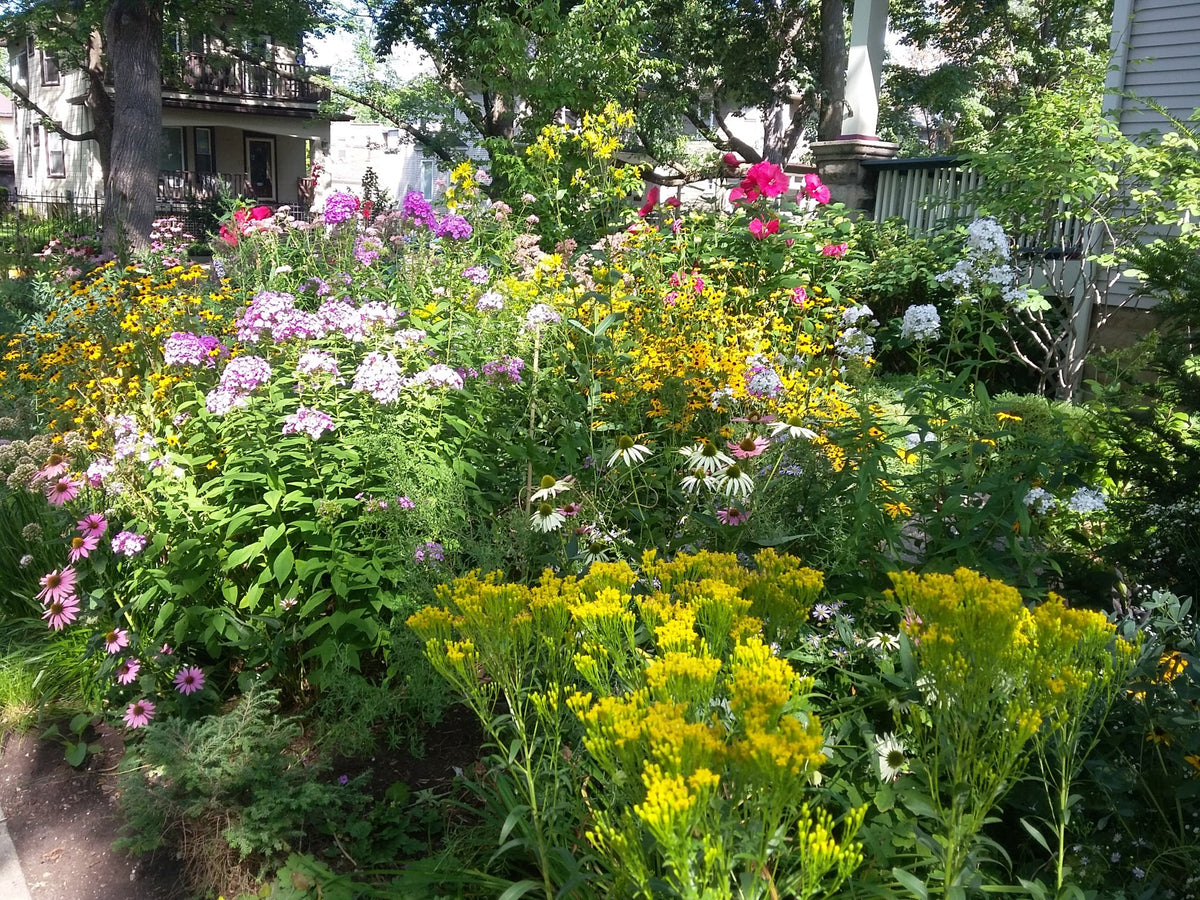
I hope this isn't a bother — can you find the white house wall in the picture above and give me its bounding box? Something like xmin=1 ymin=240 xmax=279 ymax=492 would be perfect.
xmin=12 ymin=68 xmax=104 ymax=201
xmin=326 ymin=120 xmax=447 ymax=204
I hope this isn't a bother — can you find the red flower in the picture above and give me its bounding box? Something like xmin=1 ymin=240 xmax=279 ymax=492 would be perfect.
xmin=664 ymin=196 xmax=681 ymax=208
xmin=802 ymin=173 xmax=831 ymax=204
xmin=362 ymin=200 xmax=374 ymax=220
xmin=637 ymin=185 xmax=661 ymax=218
xmin=722 ymin=152 xmax=741 ymax=168
xmin=748 ymin=218 xmax=780 ymax=239
xmin=822 ymin=242 xmax=849 ymax=258
xmin=746 ymin=160 xmax=790 ymax=199
xmin=218 ymin=225 xmax=238 ymax=247
xmin=249 ymin=205 xmax=273 ymax=220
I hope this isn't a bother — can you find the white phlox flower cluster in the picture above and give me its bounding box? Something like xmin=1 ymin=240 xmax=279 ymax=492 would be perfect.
xmin=901 ymin=304 xmax=941 ymax=342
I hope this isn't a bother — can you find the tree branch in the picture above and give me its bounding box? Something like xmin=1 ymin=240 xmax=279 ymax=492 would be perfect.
xmin=0 ymin=72 xmax=99 ymax=142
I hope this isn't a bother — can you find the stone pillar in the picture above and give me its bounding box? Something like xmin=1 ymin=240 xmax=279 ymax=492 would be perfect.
xmin=811 ymin=138 xmax=899 ymax=214
xmin=842 ymin=0 xmax=889 ymax=139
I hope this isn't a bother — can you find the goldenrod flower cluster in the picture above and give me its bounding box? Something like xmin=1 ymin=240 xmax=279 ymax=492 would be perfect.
xmin=408 ymin=548 xmax=860 ymax=898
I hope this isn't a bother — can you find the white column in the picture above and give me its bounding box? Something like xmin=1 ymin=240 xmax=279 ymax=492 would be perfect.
xmin=841 ymin=0 xmax=889 ymax=139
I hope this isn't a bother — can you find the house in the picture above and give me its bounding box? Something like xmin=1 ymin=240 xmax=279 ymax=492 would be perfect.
xmin=0 ymin=94 xmax=15 ymax=197
xmin=7 ymin=31 xmax=334 ymax=214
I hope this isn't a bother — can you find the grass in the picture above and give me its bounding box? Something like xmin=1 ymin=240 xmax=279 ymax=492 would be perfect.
xmin=0 ymin=622 xmax=104 ymax=733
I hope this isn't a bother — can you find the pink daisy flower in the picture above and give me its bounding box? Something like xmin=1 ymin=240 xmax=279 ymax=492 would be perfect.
xmin=115 ymin=658 xmax=141 ymax=685
xmin=36 ymin=567 xmax=78 ymax=605
xmin=174 ymin=666 xmax=206 ymax=695
xmin=39 ymin=455 xmax=70 ymax=481
xmin=558 ymin=503 xmax=582 ymax=517
xmin=103 ymin=628 xmax=130 ymax=654
xmin=716 ymin=507 xmax=750 ymax=526
xmin=123 ymin=699 xmax=156 ymax=728
xmin=43 ymin=595 xmax=81 ymax=631
xmin=77 ymin=513 xmax=109 ymax=539
xmin=728 ymin=434 xmax=770 ymax=459
xmin=68 ymin=533 xmax=100 ymax=562
xmin=45 ymin=477 xmax=81 ymax=506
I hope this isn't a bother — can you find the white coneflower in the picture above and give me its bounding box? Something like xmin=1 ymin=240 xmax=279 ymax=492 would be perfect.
xmin=866 ymin=631 xmax=900 ymax=652
xmin=875 ymin=733 xmax=910 ymax=783
xmin=530 ymin=474 xmax=575 ymax=502
xmin=608 ymin=435 xmax=651 ymax=468
xmin=531 ymin=502 xmax=566 ymax=533
xmin=679 ymin=468 xmax=719 ymax=494
xmin=768 ymin=415 xmax=818 ymax=440
xmin=718 ymin=463 xmax=755 ymax=499
xmin=679 ymin=440 xmax=734 ymax=474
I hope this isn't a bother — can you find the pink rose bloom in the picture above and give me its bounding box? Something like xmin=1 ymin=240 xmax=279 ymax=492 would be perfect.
xmin=822 ymin=242 xmax=849 ymax=258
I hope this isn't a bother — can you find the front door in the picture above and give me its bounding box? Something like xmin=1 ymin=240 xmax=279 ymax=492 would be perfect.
xmin=246 ymin=137 xmax=276 ymax=201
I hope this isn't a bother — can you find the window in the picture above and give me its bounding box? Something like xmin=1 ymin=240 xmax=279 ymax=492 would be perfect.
xmin=15 ymin=51 xmax=28 ymax=88
xmin=161 ymin=127 xmax=185 ymax=172
xmin=193 ymin=128 xmax=214 ymax=174
xmin=32 ymin=124 xmax=39 ymax=147
xmin=41 ymin=51 xmax=60 ymax=85
xmin=24 ymin=124 xmax=34 ymax=177
xmin=46 ymin=132 xmax=66 ymax=178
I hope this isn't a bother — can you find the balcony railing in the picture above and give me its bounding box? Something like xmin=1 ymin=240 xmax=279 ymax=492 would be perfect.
xmin=158 ymin=171 xmax=250 ymax=204
xmin=162 ymin=54 xmax=331 ymax=103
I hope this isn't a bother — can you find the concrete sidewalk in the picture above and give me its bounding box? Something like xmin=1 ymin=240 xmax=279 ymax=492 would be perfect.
xmin=0 ymin=800 xmax=33 ymax=900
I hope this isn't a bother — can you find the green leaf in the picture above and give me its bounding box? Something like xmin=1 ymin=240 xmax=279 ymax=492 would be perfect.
xmin=1019 ymin=816 xmax=1052 ymax=854
xmin=64 ymin=741 xmax=88 ymax=767
xmin=225 ymin=542 xmax=265 ymax=569
xmin=273 ymin=544 xmax=295 ymax=586
xmin=154 ymin=600 xmax=176 ymax=633
xmin=892 ymin=867 xmax=928 ymax=899
xmin=497 ymin=880 xmax=541 ymax=900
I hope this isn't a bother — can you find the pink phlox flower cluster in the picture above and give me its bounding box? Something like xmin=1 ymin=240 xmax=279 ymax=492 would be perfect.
xmin=401 ymin=191 xmax=437 ymax=230
xmin=405 ymin=364 xmax=465 ymax=391
xmin=476 ymin=291 xmax=504 ymax=312
xmin=359 ymin=301 xmax=399 ymax=330
xmin=111 ymin=531 xmax=149 ymax=558
xmin=394 ymin=328 xmax=427 ymax=349
xmin=162 ymin=331 xmax=229 ymax=368
xmin=282 ymin=407 xmax=336 ymax=440
xmin=317 ymin=299 xmax=366 ymax=342
xmin=219 ymin=355 xmax=273 ymax=395
xmin=414 ymin=540 xmax=444 ymax=564
xmin=729 ymin=161 xmax=789 ymax=203
xmin=322 ymin=191 xmax=362 ymax=226
xmin=354 ymin=234 xmax=383 ymax=267
xmin=482 ymin=355 xmax=525 ymax=386
xmin=524 ymin=303 xmax=562 ymax=331
xmin=352 ymin=351 xmax=404 ymax=404
xmin=462 ymin=266 xmax=490 ymax=285
xmin=435 ymin=214 xmax=472 ymax=241
xmin=294 ymin=349 xmax=344 ymax=392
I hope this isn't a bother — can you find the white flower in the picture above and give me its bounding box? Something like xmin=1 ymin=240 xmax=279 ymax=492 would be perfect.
xmin=842 ymin=304 xmax=876 ymax=327
xmin=679 ymin=470 xmax=719 ymax=494
xmin=900 ymin=304 xmax=941 ymax=342
xmin=905 ymin=432 xmax=937 ymax=451
xmin=1024 ymin=487 xmax=1057 ymax=514
xmin=966 ymin=217 xmax=1010 ymax=258
xmin=1068 ymin=486 xmax=1107 ymax=514
xmin=530 ymin=474 xmax=575 ymax=502
xmin=835 ymin=327 xmax=875 ymax=359
xmin=866 ymin=632 xmax=900 ymax=652
xmin=768 ymin=416 xmax=818 ymax=440
xmin=531 ymin=503 xmax=566 ymax=532
xmin=524 ymin=303 xmax=562 ymax=331
xmin=608 ymin=436 xmax=651 ymax=468
xmin=875 ymin=733 xmax=910 ymax=783
xmin=679 ymin=441 xmax=734 ymax=474
xmin=935 ymin=259 xmax=973 ymax=289
xmin=718 ymin=463 xmax=755 ymax=499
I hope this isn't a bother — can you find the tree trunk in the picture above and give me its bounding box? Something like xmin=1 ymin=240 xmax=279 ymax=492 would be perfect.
xmin=102 ymin=0 xmax=162 ymax=253
xmin=818 ymin=0 xmax=847 ymax=141
xmin=84 ymin=31 xmax=114 ymax=187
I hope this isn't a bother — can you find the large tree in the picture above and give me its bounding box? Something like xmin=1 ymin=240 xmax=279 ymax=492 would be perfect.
xmin=0 ymin=0 xmax=335 ymax=248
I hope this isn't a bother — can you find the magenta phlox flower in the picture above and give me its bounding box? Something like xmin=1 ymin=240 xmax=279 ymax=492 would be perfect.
xmin=282 ymin=407 xmax=337 ymax=440
xmin=37 ymin=567 xmax=78 ymax=604
xmin=43 ymin=595 xmax=81 ymax=630
xmin=162 ymin=331 xmax=229 ymax=368
xmin=405 ymin=364 xmax=465 ymax=391
xmin=414 ymin=541 xmax=444 ymax=564
xmin=822 ymin=242 xmax=849 ymax=258
xmin=323 ymin=191 xmax=362 ymax=226
xmin=115 ymin=657 xmax=141 ymax=685
xmin=435 ymin=214 xmax=472 ymax=240
xmin=77 ymin=512 xmax=109 ymax=539
xmin=401 ymin=191 xmax=437 ymax=230
xmin=482 ymin=355 xmax=525 ymax=386
xmin=123 ymin=698 xmax=156 ymax=728
xmin=45 ymin=477 xmax=81 ymax=506
xmin=801 ymin=173 xmax=832 ymax=205
xmin=112 ymin=531 xmax=149 ymax=558
xmin=173 ymin=666 xmax=206 ymax=695
xmin=352 ymin=351 xmax=404 ymax=404
xmin=68 ymin=532 xmax=100 ymax=562
xmin=104 ymin=628 xmax=130 ymax=654
xmin=84 ymin=458 xmax=114 ymax=488
xmin=354 ymin=234 xmax=383 ymax=267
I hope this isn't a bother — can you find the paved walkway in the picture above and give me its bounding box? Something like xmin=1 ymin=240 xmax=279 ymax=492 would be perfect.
xmin=0 ymin=800 xmax=34 ymax=900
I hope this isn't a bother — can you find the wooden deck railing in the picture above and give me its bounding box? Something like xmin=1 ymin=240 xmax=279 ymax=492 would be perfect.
xmin=158 ymin=171 xmax=250 ymax=204
xmin=157 ymin=55 xmax=331 ymax=103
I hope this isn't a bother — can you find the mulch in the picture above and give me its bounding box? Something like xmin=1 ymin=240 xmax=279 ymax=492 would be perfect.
xmin=0 ymin=723 xmax=186 ymax=900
